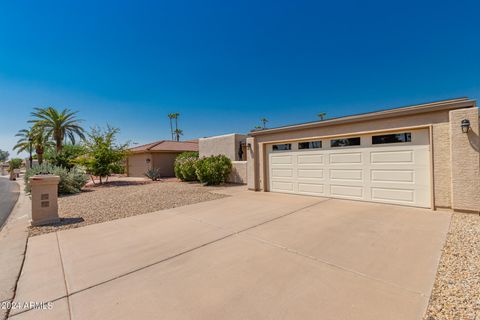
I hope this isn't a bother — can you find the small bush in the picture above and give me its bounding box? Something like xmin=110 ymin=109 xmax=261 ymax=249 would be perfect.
xmin=174 ymin=151 xmax=199 ymax=181
xmin=8 ymin=158 xmax=22 ymax=171
xmin=194 ymin=155 xmax=232 ymax=185
xmin=45 ymin=144 xmax=86 ymax=170
xmin=145 ymin=168 xmax=161 ymax=181
xmin=110 ymin=162 xmax=126 ymax=174
xmin=24 ymin=163 xmax=89 ymax=195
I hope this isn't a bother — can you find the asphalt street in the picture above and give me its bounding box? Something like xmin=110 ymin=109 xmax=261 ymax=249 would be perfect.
xmin=0 ymin=177 xmax=19 ymax=230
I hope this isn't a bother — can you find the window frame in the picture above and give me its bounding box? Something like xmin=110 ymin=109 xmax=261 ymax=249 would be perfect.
xmin=298 ymin=141 xmax=322 ymax=150
xmin=372 ymin=132 xmax=412 ymax=145
xmin=272 ymin=143 xmax=292 ymax=152
xmin=330 ymin=137 xmax=361 ymax=148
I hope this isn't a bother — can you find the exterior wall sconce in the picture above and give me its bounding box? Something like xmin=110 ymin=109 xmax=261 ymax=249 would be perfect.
xmin=247 ymin=143 xmax=252 ymax=150
xmin=146 ymin=158 xmax=151 ymax=164
xmin=461 ymin=119 xmax=471 ymax=133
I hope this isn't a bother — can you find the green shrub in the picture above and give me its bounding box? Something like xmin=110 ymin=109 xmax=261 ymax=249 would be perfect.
xmin=174 ymin=151 xmax=199 ymax=181
xmin=194 ymin=155 xmax=232 ymax=185
xmin=8 ymin=158 xmax=22 ymax=171
xmin=74 ymin=126 xmax=129 ymax=185
xmin=24 ymin=163 xmax=89 ymax=195
xmin=45 ymin=144 xmax=86 ymax=169
xmin=145 ymin=168 xmax=161 ymax=181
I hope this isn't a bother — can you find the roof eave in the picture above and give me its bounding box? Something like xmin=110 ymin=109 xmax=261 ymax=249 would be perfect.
xmin=250 ymin=98 xmax=476 ymax=136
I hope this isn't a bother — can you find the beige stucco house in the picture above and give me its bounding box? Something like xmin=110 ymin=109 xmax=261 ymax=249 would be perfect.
xmin=127 ymin=140 xmax=198 ymax=177
xmin=246 ymin=98 xmax=480 ymax=213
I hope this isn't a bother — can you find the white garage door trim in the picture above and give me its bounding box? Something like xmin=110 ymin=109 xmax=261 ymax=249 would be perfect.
xmin=267 ymin=130 xmax=432 ymax=208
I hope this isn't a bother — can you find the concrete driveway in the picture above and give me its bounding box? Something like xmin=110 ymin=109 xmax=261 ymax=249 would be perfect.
xmin=9 ymin=190 xmax=451 ymax=320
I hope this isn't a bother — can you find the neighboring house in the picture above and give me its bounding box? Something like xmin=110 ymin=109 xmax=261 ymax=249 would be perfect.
xmin=245 ymin=98 xmax=480 ymax=213
xmin=199 ymin=133 xmax=247 ymax=184
xmin=127 ymin=140 xmax=198 ymax=177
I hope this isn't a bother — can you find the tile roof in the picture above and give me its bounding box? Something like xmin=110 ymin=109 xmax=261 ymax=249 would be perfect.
xmin=129 ymin=140 xmax=198 ymax=153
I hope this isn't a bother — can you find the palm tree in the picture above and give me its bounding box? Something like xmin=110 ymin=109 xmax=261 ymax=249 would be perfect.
xmin=253 ymin=125 xmax=263 ymax=130
xmin=14 ymin=127 xmax=52 ymax=165
xmin=317 ymin=112 xmax=327 ymax=120
xmin=29 ymin=107 xmax=85 ymax=152
xmin=13 ymin=129 xmax=34 ymax=167
xmin=168 ymin=113 xmax=181 ymax=141
xmin=174 ymin=128 xmax=183 ymax=141
xmin=173 ymin=112 xmax=180 ymax=136
xmin=260 ymin=117 xmax=269 ymax=129
xmin=174 ymin=113 xmax=180 ymax=127
xmin=168 ymin=113 xmax=176 ymax=140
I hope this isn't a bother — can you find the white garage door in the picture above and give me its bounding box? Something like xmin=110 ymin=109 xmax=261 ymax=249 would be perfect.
xmin=267 ymin=130 xmax=431 ymax=208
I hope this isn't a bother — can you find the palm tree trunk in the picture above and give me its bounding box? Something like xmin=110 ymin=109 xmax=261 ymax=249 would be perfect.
xmin=56 ymin=137 xmax=62 ymax=152
xmin=169 ymin=118 xmax=173 ymax=140
xmin=175 ymin=117 xmax=178 ymax=141
xmin=37 ymin=151 xmax=44 ymax=165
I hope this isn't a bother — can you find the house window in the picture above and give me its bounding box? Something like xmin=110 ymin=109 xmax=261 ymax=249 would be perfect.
xmin=299 ymin=141 xmax=322 ymax=149
xmin=372 ymin=132 xmax=412 ymax=144
xmin=272 ymin=143 xmax=292 ymax=151
xmin=330 ymin=137 xmax=361 ymax=147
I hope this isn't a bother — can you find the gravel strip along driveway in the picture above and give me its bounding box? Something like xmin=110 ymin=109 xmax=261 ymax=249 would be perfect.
xmin=29 ymin=181 xmax=228 ymax=237
xmin=424 ymin=211 xmax=480 ymax=320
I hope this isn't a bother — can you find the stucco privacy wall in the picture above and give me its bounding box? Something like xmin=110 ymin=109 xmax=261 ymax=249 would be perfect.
xmin=127 ymin=153 xmax=152 ymax=177
xmin=450 ymin=108 xmax=480 ymax=212
xmin=228 ymin=161 xmax=247 ymax=184
xmin=199 ymin=134 xmax=246 ymax=161
xmin=246 ymin=137 xmax=259 ymax=190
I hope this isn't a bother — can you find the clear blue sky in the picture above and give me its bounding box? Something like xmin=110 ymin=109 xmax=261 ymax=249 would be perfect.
xmin=1 ymin=0 xmax=479 ymax=156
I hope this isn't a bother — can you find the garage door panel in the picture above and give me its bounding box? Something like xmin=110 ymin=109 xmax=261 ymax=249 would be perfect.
xmin=329 ymin=152 xmax=362 ymax=164
xmin=414 ymin=149 xmax=431 ymax=163
xmin=271 ymin=168 xmax=293 ymax=178
xmin=298 ymin=183 xmax=325 ymax=195
xmin=330 ymin=169 xmax=363 ymax=181
xmin=297 ymin=169 xmax=324 ymax=179
xmin=371 ymin=187 xmax=415 ymax=203
xmin=330 ymin=185 xmax=363 ymax=199
xmin=370 ymin=150 xmax=414 ymax=164
xmin=297 ymin=154 xmax=324 ymax=165
xmin=270 ymin=155 xmax=293 ymax=164
xmin=371 ymin=170 xmax=415 ymax=183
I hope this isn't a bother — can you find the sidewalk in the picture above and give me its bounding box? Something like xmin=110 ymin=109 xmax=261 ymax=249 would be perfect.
xmin=0 ymin=177 xmax=30 ymax=320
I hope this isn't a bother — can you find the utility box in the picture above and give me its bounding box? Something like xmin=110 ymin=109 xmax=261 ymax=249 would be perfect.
xmin=29 ymin=175 xmax=61 ymax=226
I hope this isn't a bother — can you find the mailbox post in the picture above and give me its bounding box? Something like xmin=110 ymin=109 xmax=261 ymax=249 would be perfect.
xmin=29 ymin=175 xmax=61 ymax=226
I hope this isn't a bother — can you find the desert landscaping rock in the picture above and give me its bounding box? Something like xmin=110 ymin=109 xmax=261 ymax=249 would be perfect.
xmin=29 ymin=180 xmax=228 ymax=237
xmin=424 ymin=211 xmax=480 ymax=320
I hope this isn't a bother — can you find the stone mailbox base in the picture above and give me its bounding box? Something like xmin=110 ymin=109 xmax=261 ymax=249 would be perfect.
xmin=29 ymin=175 xmax=61 ymax=226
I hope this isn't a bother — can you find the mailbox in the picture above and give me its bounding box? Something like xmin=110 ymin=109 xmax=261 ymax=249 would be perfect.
xmin=29 ymin=175 xmax=61 ymax=226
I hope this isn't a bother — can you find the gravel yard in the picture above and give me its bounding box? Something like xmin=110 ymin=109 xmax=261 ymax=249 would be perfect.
xmin=29 ymin=180 xmax=229 ymax=237
xmin=424 ymin=211 xmax=480 ymax=320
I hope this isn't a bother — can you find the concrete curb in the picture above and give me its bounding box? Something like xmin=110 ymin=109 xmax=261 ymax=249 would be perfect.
xmin=0 ymin=177 xmax=30 ymax=320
